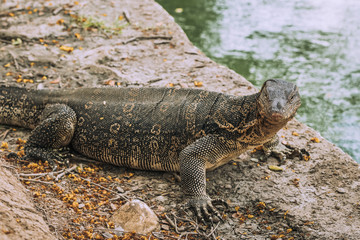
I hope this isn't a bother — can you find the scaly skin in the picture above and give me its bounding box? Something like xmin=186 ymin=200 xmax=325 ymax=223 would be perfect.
xmin=0 ymin=79 xmax=301 ymax=222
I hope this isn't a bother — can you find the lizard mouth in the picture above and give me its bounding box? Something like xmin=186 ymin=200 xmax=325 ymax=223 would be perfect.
xmin=270 ymin=112 xmax=285 ymax=121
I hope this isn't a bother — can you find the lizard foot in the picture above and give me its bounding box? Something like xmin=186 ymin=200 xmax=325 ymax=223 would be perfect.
xmin=282 ymin=143 xmax=310 ymax=160
xmin=24 ymin=145 xmax=72 ymax=171
xmin=258 ymin=143 xmax=310 ymax=163
xmin=187 ymin=196 xmax=228 ymax=224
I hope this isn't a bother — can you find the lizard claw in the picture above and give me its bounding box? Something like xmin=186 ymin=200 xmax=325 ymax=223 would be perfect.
xmin=187 ymin=196 xmax=227 ymax=224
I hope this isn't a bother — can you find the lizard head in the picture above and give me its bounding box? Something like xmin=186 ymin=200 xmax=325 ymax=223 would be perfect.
xmin=257 ymin=79 xmax=301 ymax=123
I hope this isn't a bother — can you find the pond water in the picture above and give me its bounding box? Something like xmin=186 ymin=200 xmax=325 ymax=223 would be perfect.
xmin=157 ymin=0 xmax=360 ymax=162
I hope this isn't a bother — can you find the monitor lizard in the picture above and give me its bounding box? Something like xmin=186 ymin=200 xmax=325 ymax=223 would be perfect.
xmin=0 ymin=79 xmax=301 ymax=222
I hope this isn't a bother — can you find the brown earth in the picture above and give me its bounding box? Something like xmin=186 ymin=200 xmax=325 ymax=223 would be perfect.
xmin=0 ymin=0 xmax=359 ymax=239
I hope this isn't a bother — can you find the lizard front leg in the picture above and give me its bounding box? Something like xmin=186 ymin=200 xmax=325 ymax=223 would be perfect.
xmin=24 ymin=104 xmax=77 ymax=170
xmin=179 ymin=135 xmax=235 ymax=223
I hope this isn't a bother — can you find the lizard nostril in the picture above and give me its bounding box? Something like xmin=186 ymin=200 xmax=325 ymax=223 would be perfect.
xmin=272 ymin=100 xmax=285 ymax=113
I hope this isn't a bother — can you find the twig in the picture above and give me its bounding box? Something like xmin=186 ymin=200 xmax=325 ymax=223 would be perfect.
xmin=17 ymin=170 xmax=61 ymax=177
xmin=206 ymin=222 xmax=220 ymax=239
xmin=165 ymin=214 xmax=179 ymax=234
xmin=0 ymin=129 xmax=11 ymax=140
xmin=148 ymin=78 xmax=163 ymax=84
xmin=54 ymin=165 xmax=77 ymax=181
xmin=123 ymin=36 xmax=172 ymax=45
xmin=18 ymin=178 xmax=53 ymax=184
xmin=122 ymin=10 xmax=131 ymax=24
xmin=52 ymin=7 xmax=63 ymax=15
xmin=9 ymin=50 xmax=19 ymax=71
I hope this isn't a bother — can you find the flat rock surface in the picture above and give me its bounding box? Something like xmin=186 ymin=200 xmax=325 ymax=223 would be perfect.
xmin=0 ymin=0 xmax=359 ymax=239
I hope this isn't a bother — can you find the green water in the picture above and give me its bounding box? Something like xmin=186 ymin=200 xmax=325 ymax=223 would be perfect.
xmin=156 ymin=0 xmax=360 ymax=162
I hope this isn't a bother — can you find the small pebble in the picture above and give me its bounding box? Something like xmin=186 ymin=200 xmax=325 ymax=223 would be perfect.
xmin=116 ymin=186 xmax=125 ymax=193
xmin=336 ymin=188 xmax=346 ymax=194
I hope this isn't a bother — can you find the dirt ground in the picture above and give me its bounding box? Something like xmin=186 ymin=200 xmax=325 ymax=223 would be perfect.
xmin=0 ymin=0 xmax=360 ymax=239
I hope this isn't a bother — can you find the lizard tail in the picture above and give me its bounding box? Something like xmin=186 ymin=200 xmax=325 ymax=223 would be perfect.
xmin=0 ymin=85 xmax=46 ymax=129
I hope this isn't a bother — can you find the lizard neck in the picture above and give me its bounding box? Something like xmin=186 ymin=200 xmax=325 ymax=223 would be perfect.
xmin=207 ymin=92 xmax=260 ymax=136
xmin=207 ymin=92 xmax=291 ymax=146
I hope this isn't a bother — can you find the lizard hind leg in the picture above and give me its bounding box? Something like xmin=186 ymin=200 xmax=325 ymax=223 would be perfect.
xmin=24 ymin=104 xmax=77 ymax=170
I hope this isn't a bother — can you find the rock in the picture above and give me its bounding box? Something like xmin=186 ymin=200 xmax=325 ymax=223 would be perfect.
xmin=116 ymin=186 xmax=125 ymax=193
xmin=110 ymin=199 xmax=160 ymax=234
xmin=336 ymin=188 xmax=346 ymax=194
